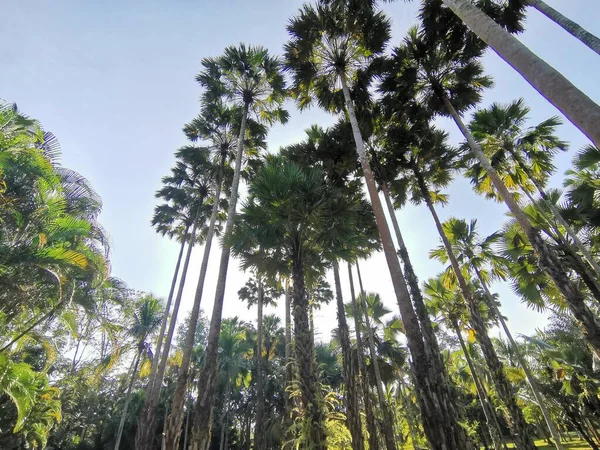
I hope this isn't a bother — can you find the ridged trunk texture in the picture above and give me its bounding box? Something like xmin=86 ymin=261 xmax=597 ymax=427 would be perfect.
xmin=452 ymin=319 xmax=506 ymax=450
xmin=475 ymin=269 xmax=565 ymax=450
xmin=382 ymin=183 xmax=469 ymax=441
xmin=189 ymin=104 xmax=248 ymax=450
xmin=526 ymin=0 xmax=600 ymax=56
xmin=137 ymin=204 xmax=203 ymax=450
xmin=341 ymin=74 xmax=473 ymax=450
xmin=442 ymin=0 xmax=600 ymax=147
xmin=292 ymin=256 xmax=327 ymax=449
xmin=332 ymin=260 xmax=364 ymax=450
xmin=348 ymin=262 xmax=379 ymax=450
xmin=444 ymin=95 xmax=600 ymax=356
xmin=283 ymin=283 xmax=294 ymax=448
xmin=164 ymin=153 xmax=226 ymax=450
xmin=415 ymin=167 xmax=536 ymax=450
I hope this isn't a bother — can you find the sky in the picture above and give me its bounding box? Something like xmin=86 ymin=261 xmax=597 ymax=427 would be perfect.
xmin=2 ymin=0 xmax=600 ymax=345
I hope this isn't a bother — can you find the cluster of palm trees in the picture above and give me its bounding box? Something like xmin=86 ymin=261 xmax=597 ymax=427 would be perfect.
xmin=111 ymin=1 xmax=600 ymax=450
xmin=2 ymin=0 xmax=600 ymax=449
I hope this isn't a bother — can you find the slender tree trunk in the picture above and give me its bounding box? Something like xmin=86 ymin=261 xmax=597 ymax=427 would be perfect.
xmin=136 ymin=202 xmax=203 ymax=450
xmin=164 ymin=154 xmax=226 ymax=450
xmin=444 ymin=95 xmax=600 ymax=356
xmin=348 ymin=262 xmax=379 ymax=450
xmin=475 ymin=269 xmax=565 ymax=450
xmin=183 ymin=398 xmax=191 ymax=450
xmin=71 ymin=319 xmax=92 ymax=373
xmin=115 ymin=350 xmax=142 ymax=450
xmin=219 ymin=386 xmax=231 ymax=450
xmin=441 ymin=0 xmax=600 ymax=147
xmin=292 ymin=255 xmax=327 ymax=449
xmin=332 ymin=260 xmax=364 ymax=450
xmin=254 ymin=277 xmax=266 ymax=450
xmin=355 ymin=262 xmax=398 ymax=450
xmin=190 ymin=103 xmax=249 ymax=450
xmin=414 ymin=166 xmax=536 ymax=450
xmin=525 ymin=0 xmax=600 ymax=56
xmin=341 ymin=74 xmax=473 ymax=450
xmin=453 ymin=319 xmax=506 ymax=450
xmin=1 ymin=282 xmax=76 ymax=352
xmin=283 ymin=282 xmax=294 ymax=448
xmin=382 ymin=183 xmax=470 ymax=439
xmin=147 ymin=225 xmax=189 ymax=396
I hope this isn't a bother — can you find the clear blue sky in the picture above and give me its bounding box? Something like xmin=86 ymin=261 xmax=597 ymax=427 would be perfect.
xmin=2 ymin=0 xmax=599 ymax=342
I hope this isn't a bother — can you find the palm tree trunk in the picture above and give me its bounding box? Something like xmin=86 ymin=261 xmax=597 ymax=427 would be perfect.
xmin=164 ymin=154 xmax=226 ymax=450
xmin=443 ymin=94 xmax=600 ymax=356
xmin=414 ymin=166 xmax=536 ymax=450
xmin=190 ymin=103 xmax=248 ymax=450
xmin=115 ymin=350 xmax=141 ymax=450
xmin=341 ymin=74 xmax=473 ymax=450
xmin=220 ymin=385 xmax=231 ymax=450
xmin=146 ymin=225 xmax=189 ymax=396
xmin=348 ymin=262 xmax=379 ymax=450
xmin=254 ymin=277 xmax=266 ymax=450
xmin=355 ymin=262 xmax=398 ymax=450
xmin=525 ymin=0 xmax=600 ymax=56
xmin=136 ymin=202 xmax=203 ymax=450
xmin=183 ymin=397 xmax=191 ymax=450
xmin=452 ymin=318 xmax=506 ymax=450
xmin=441 ymin=0 xmax=600 ymax=147
xmin=283 ymin=282 xmax=294 ymax=448
xmin=382 ymin=183 xmax=469 ymax=436
xmin=332 ymin=259 xmax=364 ymax=450
xmin=291 ymin=254 xmax=327 ymax=449
xmin=474 ymin=268 xmax=565 ymax=450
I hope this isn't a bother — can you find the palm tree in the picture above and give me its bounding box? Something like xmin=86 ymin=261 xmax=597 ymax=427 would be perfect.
xmin=432 ymin=217 xmax=565 ymax=449
xmin=510 ymin=0 xmax=600 ymax=56
xmin=467 ymin=98 xmax=600 ymax=281
xmin=285 ymin=5 xmax=471 ymax=448
xmin=114 ymin=295 xmax=163 ymax=450
xmin=238 ymin=276 xmax=280 ymax=450
xmin=424 ymin=276 xmax=507 ymax=450
xmin=136 ymin=146 xmax=214 ymax=450
xmin=175 ymin=44 xmax=288 ymax=450
xmin=383 ymin=25 xmax=600 ymax=356
xmin=161 ymin=102 xmax=248 ymax=450
xmin=231 ymin=159 xmax=358 ymax=449
xmin=346 ymin=263 xmax=378 ymax=450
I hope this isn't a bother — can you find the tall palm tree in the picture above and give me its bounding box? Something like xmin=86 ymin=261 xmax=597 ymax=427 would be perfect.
xmin=467 ymin=98 xmax=600 ymax=281
xmin=510 ymin=0 xmax=600 ymax=56
xmin=424 ymin=277 xmax=507 ymax=450
xmin=135 ymin=146 xmax=214 ymax=450
xmin=238 ymin=276 xmax=280 ymax=450
xmin=382 ymin=25 xmax=600 ymax=356
xmin=231 ymin=159 xmax=358 ymax=449
xmin=114 ymin=295 xmax=163 ymax=450
xmin=161 ymin=102 xmax=256 ymax=450
xmin=285 ymin=5 xmax=471 ymax=448
xmin=181 ymin=44 xmax=288 ymax=450
xmin=431 ymin=218 xmax=565 ymax=449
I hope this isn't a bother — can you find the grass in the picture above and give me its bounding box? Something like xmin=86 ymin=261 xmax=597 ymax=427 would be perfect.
xmin=503 ymin=437 xmax=592 ymax=449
